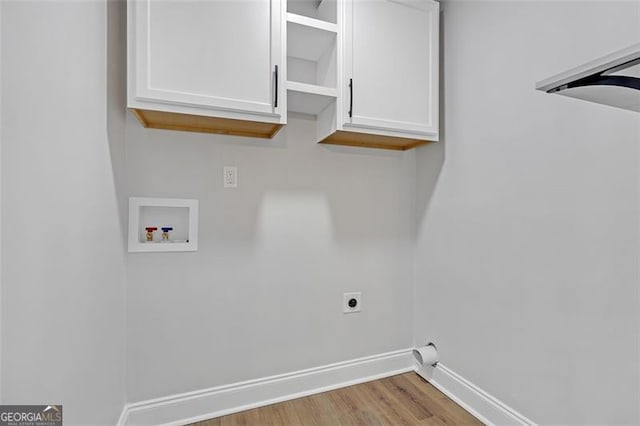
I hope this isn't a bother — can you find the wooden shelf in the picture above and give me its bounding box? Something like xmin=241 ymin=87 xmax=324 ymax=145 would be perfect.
xmin=287 ymin=81 xmax=337 ymax=115
xmin=131 ymin=109 xmax=283 ymax=139
xmin=320 ymin=131 xmax=432 ymax=151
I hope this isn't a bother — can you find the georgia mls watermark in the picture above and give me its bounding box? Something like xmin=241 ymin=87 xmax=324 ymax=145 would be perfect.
xmin=0 ymin=405 xmax=62 ymax=426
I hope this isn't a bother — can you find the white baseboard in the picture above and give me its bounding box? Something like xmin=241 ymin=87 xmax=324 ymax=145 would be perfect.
xmin=416 ymin=363 xmax=537 ymax=426
xmin=119 ymin=350 xmax=536 ymax=426
xmin=116 ymin=405 xmax=128 ymax=426
xmin=120 ymin=349 xmax=414 ymax=426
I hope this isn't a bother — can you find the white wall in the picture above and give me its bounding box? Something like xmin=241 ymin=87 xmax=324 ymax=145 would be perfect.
xmin=125 ymin=114 xmax=416 ymax=401
xmin=3 ymin=0 xmax=638 ymax=423
xmin=0 ymin=0 xmax=3 ymax=403
xmin=1 ymin=1 xmax=127 ymax=424
xmin=415 ymin=0 xmax=640 ymax=424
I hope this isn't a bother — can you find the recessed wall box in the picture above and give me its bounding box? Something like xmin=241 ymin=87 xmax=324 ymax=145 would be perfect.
xmin=128 ymin=197 xmax=198 ymax=253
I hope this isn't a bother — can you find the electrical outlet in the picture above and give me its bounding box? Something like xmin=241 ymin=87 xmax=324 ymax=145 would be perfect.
xmin=343 ymin=292 xmax=361 ymax=314
xmin=223 ymin=166 xmax=238 ymax=188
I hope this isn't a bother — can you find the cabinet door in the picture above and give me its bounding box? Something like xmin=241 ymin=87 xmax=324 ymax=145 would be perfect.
xmin=130 ymin=0 xmax=283 ymax=119
xmin=343 ymin=0 xmax=439 ymax=137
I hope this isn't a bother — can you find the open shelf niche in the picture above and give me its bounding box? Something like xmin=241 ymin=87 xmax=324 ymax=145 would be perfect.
xmin=287 ymin=0 xmax=336 ymax=24
xmin=286 ymin=0 xmax=338 ymax=116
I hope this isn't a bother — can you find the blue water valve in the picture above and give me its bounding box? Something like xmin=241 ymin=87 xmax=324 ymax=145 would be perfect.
xmin=161 ymin=227 xmax=173 ymax=241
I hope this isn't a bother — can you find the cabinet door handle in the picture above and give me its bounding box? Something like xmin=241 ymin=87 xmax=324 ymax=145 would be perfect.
xmin=348 ymin=78 xmax=353 ymax=118
xmin=274 ymin=65 xmax=279 ymax=108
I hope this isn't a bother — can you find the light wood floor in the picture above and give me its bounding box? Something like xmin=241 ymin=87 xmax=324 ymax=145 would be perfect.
xmin=191 ymin=372 xmax=483 ymax=425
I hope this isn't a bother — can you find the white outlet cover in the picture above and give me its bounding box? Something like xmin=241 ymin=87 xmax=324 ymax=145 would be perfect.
xmin=223 ymin=166 xmax=238 ymax=188
xmin=343 ymin=292 xmax=361 ymax=313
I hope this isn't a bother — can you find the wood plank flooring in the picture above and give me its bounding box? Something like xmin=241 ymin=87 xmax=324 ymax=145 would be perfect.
xmin=191 ymin=372 xmax=483 ymax=425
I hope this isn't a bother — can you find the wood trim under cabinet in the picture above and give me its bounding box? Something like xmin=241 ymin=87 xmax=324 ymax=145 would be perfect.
xmin=320 ymin=130 xmax=432 ymax=151
xmin=130 ymin=109 xmax=283 ymax=139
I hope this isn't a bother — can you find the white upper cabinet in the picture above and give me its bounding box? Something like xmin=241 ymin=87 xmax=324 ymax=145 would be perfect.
xmin=128 ymin=0 xmax=285 ymax=138
xmin=315 ymin=0 xmax=440 ymax=150
xmin=127 ymin=0 xmax=439 ymax=148
xmin=343 ymin=0 xmax=439 ymax=139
